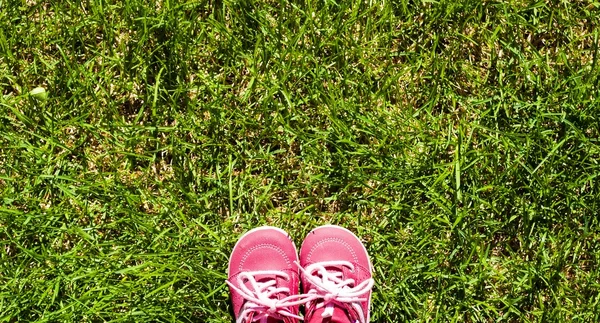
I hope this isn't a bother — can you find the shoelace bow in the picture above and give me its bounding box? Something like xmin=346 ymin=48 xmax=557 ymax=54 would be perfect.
xmin=297 ymin=261 xmax=374 ymax=323
xmin=227 ymin=270 xmax=315 ymax=323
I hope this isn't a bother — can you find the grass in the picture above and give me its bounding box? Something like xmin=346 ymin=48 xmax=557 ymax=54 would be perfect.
xmin=1 ymin=0 xmax=599 ymax=321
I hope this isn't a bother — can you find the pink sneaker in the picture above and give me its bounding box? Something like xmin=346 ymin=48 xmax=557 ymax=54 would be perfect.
xmin=299 ymin=225 xmax=374 ymax=323
xmin=227 ymin=226 xmax=309 ymax=323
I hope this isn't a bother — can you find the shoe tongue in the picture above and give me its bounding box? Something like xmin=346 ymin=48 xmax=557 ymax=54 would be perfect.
xmin=311 ymin=306 xmax=352 ymax=323
xmin=308 ymin=266 xmax=355 ymax=323
xmin=265 ymin=318 xmax=284 ymax=323
xmin=324 ymin=264 xmax=345 ymax=273
xmin=243 ymin=275 xmax=288 ymax=323
xmin=322 ymin=265 xmax=353 ymax=282
xmin=252 ymin=274 xmax=277 ymax=283
xmin=246 ymin=314 xmax=284 ymax=323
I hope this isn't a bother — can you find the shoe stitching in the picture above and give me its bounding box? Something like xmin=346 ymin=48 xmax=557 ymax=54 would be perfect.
xmin=239 ymin=243 xmax=291 ymax=271
xmin=306 ymin=237 xmax=358 ymax=263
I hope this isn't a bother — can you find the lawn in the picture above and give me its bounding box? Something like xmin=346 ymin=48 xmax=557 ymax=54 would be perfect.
xmin=1 ymin=0 xmax=599 ymax=321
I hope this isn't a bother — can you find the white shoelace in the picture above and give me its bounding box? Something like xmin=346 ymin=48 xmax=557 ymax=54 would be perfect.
xmin=227 ymin=270 xmax=314 ymax=323
xmin=298 ymin=261 xmax=374 ymax=323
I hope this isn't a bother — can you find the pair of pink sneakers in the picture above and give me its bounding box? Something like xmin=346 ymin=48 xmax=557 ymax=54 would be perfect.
xmin=227 ymin=225 xmax=374 ymax=323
